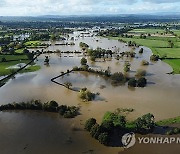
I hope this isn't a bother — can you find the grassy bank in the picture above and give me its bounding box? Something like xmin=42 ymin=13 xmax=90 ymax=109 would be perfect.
xmin=156 ymin=116 xmax=180 ymax=126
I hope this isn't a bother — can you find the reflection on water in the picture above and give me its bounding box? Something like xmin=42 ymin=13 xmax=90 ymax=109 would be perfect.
xmin=0 ymin=31 xmax=180 ymax=154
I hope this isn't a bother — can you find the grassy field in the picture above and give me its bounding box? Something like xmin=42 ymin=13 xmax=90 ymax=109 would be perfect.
xmin=0 ymin=60 xmax=29 ymax=76
xmin=24 ymin=41 xmax=42 ymax=47
xmin=153 ymin=48 xmax=180 ymax=58
xmin=156 ymin=116 xmax=180 ymax=126
xmin=129 ymin=28 xmax=166 ymax=34
xmin=163 ymin=59 xmax=180 ymax=74
xmin=15 ymin=48 xmax=24 ymax=54
xmin=0 ymin=54 xmax=40 ymax=76
xmin=0 ymin=54 xmax=28 ymax=61
xmin=108 ymin=29 xmax=180 ymax=74
xmin=0 ymin=60 xmax=41 ymax=76
xmin=19 ymin=65 xmax=41 ymax=74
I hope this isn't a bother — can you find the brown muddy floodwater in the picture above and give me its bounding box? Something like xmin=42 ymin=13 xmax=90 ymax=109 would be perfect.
xmin=0 ymin=30 xmax=180 ymax=154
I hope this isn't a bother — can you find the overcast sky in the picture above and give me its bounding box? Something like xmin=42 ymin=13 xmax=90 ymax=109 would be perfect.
xmin=0 ymin=0 xmax=179 ymax=16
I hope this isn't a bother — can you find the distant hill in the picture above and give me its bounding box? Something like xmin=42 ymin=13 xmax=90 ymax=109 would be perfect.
xmin=0 ymin=14 xmax=180 ymax=23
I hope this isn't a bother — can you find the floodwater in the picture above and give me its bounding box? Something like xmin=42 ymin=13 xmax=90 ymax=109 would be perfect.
xmin=0 ymin=30 xmax=180 ymax=154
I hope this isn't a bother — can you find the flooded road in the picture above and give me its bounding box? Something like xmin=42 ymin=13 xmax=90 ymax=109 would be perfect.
xmin=0 ymin=31 xmax=180 ymax=154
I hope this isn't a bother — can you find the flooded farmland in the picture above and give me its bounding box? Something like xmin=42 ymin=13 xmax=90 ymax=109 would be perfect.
xmin=0 ymin=31 xmax=180 ymax=154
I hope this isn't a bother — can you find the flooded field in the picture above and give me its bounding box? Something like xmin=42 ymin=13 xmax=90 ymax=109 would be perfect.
xmin=0 ymin=31 xmax=180 ymax=154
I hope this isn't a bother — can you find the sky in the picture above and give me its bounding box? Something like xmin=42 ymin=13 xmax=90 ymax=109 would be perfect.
xmin=0 ymin=0 xmax=180 ymax=16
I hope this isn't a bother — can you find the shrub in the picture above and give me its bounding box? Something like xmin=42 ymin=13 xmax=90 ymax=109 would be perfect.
xmin=150 ymin=55 xmax=159 ymax=61
xmin=137 ymin=77 xmax=147 ymax=87
xmin=141 ymin=60 xmax=149 ymax=66
xmin=135 ymin=113 xmax=155 ymax=133
xmin=79 ymin=88 xmax=95 ymax=101
xmin=85 ymin=118 xmax=97 ymax=131
xmin=136 ymin=69 xmax=147 ymax=77
xmin=102 ymin=112 xmax=126 ymax=128
xmin=111 ymin=72 xmax=125 ymax=83
xmin=128 ymin=78 xmax=137 ymax=87
xmin=139 ymin=48 xmax=144 ymax=54
xmin=101 ymin=120 xmax=114 ymax=132
xmin=90 ymin=123 xmax=101 ymax=139
xmin=81 ymin=57 xmax=87 ymax=65
xmin=98 ymin=132 xmax=109 ymax=145
xmin=1 ymin=57 xmax=7 ymax=62
xmin=166 ymin=128 xmax=180 ymax=135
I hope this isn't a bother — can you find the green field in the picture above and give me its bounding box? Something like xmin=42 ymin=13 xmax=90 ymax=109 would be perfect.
xmin=15 ymin=48 xmax=24 ymax=54
xmin=24 ymin=41 xmax=42 ymax=47
xmin=109 ymin=30 xmax=180 ymax=74
xmin=153 ymin=48 xmax=180 ymax=58
xmin=156 ymin=116 xmax=180 ymax=126
xmin=163 ymin=59 xmax=180 ymax=74
xmin=0 ymin=60 xmax=40 ymax=76
xmin=129 ymin=28 xmax=166 ymax=34
xmin=0 ymin=60 xmax=29 ymax=76
xmin=0 ymin=54 xmax=28 ymax=61
xmin=0 ymin=54 xmax=40 ymax=76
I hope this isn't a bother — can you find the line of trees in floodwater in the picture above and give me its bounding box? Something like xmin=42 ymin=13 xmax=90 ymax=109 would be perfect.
xmin=0 ymin=100 xmax=79 ymax=118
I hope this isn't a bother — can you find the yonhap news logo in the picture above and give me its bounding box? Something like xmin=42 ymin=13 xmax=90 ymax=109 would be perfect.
xmin=121 ymin=132 xmax=180 ymax=149
xmin=121 ymin=132 xmax=136 ymax=148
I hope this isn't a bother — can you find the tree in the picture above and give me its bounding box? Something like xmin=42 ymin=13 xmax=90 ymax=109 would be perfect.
xmin=135 ymin=113 xmax=155 ymax=133
xmin=150 ymin=55 xmax=159 ymax=61
xmin=81 ymin=57 xmax=87 ymax=65
xmin=139 ymin=48 xmax=144 ymax=54
xmin=135 ymin=69 xmax=146 ymax=77
xmin=79 ymin=88 xmax=95 ymax=101
xmin=111 ymin=72 xmax=125 ymax=83
xmin=64 ymin=82 xmax=72 ymax=89
xmin=124 ymin=62 xmax=131 ymax=72
xmin=101 ymin=120 xmax=114 ymax=132
xmin=168 ymin=40 xmax=174 ymax=48
xmin=128 ymin=78 xmax=137 ymax=87
xmin=141 ymin=60 xmax=149 ymax=66
xmin=102 ymin=112 xmax=126 ymax=128
xmin=85 ymin=118 xmax=97 ymax=131
xmin=98 ymin=132 xmax=109 ymax=145
xmin=49 ymin=100 xmax=59 ymax=108
xmin=90 ymin=123 xmax=101 ymax=139
xmin=137 ymin=77 xmax=147 ymax=87
xmin=1 ymin=57 xmax=7 ymax=62
xmin=26 ymin=52 xmax=34 ymax=60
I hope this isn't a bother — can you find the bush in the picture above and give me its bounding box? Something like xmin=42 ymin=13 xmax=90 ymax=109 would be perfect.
xmin=141 ymin=60 xmax=149 ymax=66
xmin=101 ymin=120 xmax=114 ymax=132
xmin=79 ymin=88 xmax=95 ymax=101
xmin=139 ymin=48 xmax=144 ymax=54
xmin=1 ymin=57 xmax=7 ymax=62
xmin=85 ymin=118 xmax=97 ymax=131
xmin=166 ymin=128 xmax=180 ymax=135
xmin=135 ymin=113 xmax=155 ymax=133
xmin=58 ymin=105 xmax=79 ymax=118
xmin=90 ymin=123 xmax=101 ymax=139
xmin=90 ymin=56 xmax=96 ymax=62
xmin=128 ymin=78 xmax=137 ymax=87
xmin=81 ymin=57 xmax=87 ymax=65
xmin=111 ymin=72 xmax=125 ymax=83
xmin=102 ymin=112 xmax=126 ymax=128
xmin=98 ymin=132 xmax=109 ymax=145
xmin=136 ymin=69 xmax=147 ymax=77
xmin=137 ymin=77 xmax=147 ymax=87
xmin=150 ymin=55 xmax=159 ymax=61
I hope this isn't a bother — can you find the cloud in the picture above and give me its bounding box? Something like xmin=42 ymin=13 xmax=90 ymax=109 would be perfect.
xmin=0 ymin=0 xmax=179 ymax=15
xmin=143 ymin=0 xmax=180 ymax=3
